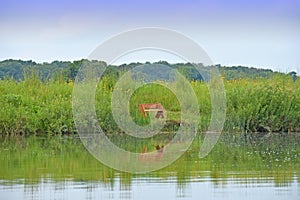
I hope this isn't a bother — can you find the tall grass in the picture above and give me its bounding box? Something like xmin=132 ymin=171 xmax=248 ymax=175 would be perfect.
xmin=0 ymin=77 xmax=75 ymax=135
xmin=0 ymin=74 xmax=299 ymax=135
xmin=224 ymin=76 xmax=300 ymax=133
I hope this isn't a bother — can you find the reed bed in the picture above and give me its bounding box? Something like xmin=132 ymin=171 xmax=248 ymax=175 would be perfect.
xmin=0 ymin=74 xmax=299 ymax=135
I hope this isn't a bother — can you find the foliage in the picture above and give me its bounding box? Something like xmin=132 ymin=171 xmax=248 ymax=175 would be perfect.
xmin=0 ymin=72 xmax=299 ymax=135
xmin=0 ymin=77 xmax=75 ymax=135
xmin=1 ymin=59 xmax=295 ymax=82
xmin=224 ymin=76 xmax=300 ymax=133
xmin=0 ymin=60 xmax=299 ymax=135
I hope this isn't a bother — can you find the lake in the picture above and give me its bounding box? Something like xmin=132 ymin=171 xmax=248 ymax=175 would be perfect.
xmin=0 ymin=133 xmax=299 ymax=200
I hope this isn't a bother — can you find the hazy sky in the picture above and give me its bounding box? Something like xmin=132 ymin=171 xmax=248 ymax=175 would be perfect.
xmin=0 ymin=0 xmax=299 ymax=72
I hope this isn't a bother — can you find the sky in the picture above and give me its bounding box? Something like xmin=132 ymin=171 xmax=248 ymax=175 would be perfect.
xmin=0 ymin=0 xmax=299 ymax=72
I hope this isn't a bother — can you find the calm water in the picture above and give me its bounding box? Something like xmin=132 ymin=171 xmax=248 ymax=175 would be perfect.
xmin=1 ymin=173 xmax=299 ymax=200
xmin=0 ymin=133 xmax=299 ymax=200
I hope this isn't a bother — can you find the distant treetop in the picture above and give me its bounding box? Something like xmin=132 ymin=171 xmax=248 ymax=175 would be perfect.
xmin=0 ymin=59 xmax=292 ymax=82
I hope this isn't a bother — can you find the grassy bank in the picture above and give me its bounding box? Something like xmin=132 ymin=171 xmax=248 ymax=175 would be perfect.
xmin=0 ymin=74 xmax=299 ymax=135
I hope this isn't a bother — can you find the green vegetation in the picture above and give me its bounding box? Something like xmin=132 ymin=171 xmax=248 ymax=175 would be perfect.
xmin=0 ymin=78 xmax=74 ymax=135
xmin=224 ymin=77 xmax=300 ymax=133
xmin=0 ymin=60 xmax=299 ymax=135
xmin=0 ymin=59 xmax=291 ymax=81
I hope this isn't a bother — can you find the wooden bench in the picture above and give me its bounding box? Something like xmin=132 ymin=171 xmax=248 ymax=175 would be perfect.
xmin=138 ymin=103 xmax=165 ymax=119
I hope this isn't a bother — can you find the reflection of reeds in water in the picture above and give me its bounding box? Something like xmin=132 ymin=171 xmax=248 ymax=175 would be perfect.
xmin=0 ymin=133 xmax=299 ymax=187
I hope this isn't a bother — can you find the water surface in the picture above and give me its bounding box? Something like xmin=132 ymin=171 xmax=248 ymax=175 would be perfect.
xmin=0 ymin=133 xmax=299 ymax=200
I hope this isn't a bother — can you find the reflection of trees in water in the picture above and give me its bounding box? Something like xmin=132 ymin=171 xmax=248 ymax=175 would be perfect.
xmin=0 ymin=133 xmax=299 ymax=189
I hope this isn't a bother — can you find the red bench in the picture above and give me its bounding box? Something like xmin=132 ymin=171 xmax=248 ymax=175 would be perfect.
xmin=138 ymin=103 xmax=165 ymax=119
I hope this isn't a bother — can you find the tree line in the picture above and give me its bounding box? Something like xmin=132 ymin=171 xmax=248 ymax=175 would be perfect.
xmin=0 ymin=59 xmax=296 ymax=82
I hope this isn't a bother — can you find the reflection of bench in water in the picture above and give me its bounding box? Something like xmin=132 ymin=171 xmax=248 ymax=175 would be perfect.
xmin=139 ymin=145 xmax=165 ymax=161
xmin=138 ymin=103 xmax=165 ymax=119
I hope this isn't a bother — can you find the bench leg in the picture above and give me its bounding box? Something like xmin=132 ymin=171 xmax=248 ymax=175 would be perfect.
xmin=155 ymin=111 xmax=164 ymax=119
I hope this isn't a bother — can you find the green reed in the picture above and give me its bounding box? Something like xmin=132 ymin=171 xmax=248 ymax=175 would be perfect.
xmin=0 ymin=73 xmax=299 ymax=135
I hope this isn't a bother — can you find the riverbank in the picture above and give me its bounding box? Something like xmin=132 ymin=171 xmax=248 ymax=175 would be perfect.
xmin=0 ymin=75 xmax=299 ymax=135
